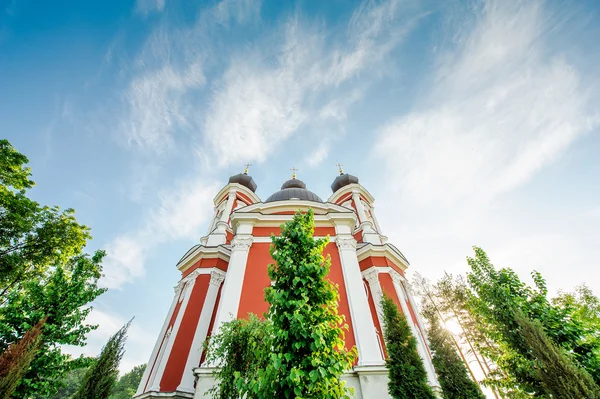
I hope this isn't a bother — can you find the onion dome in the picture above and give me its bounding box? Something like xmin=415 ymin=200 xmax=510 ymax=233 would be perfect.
xmin=265 ymin=178 xmax=323 ymax=203
xmin=331 ymin=173 xmax=359 ymax=193
xmin=228 ymin=173 xmax=257 ymax=192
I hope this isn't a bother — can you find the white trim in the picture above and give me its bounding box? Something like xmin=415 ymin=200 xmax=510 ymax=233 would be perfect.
xmin=213 ymin=183 xmax=260 ymax=205
xmin=328 ymin=183 xmax=376 ymax=205
xmin=355 ymin=243 xmax=410 ymax=269
xmin=176 ymin=245 xmax=231 ymax=273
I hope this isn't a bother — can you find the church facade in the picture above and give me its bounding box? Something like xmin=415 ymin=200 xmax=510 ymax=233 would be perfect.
xmin=134 ymin=170 xmax=439 ymax=399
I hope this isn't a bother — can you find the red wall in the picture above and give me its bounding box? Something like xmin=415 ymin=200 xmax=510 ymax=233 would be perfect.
xmin=160 ymin=274 xmax=211 ymax=391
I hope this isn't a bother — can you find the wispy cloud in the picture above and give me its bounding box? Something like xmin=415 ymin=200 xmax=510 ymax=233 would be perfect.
xmin=135 ymin=0 xmax=165 ymax=16
xmin=375 ymin=0 xmax=599 ymax=207
xmin=101 ymin=178 xmax=219 ymax=289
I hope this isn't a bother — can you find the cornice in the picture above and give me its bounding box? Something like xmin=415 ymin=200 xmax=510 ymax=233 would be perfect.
xmin=213 ymin=183 xmax=261 ymax=206
xmin=327 ymin=183 xmax=376 ymax=205
xmin=356 ymin=242 xmax=410 ymax=270
xmin=176 ymin=244 xmax=231 ymax=273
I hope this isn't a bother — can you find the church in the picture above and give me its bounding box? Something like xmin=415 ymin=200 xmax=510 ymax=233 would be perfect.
xmin=134 ymin=168 xmax=440 ymax=399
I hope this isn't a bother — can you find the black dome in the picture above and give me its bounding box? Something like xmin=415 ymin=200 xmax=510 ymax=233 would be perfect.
xmin=265 ymin=178 xmax=323 ymax=203
xmin=331 ymin=173 xmax=359 ymax=192
xmin=228 ymin=173 xmax=257 ymax=192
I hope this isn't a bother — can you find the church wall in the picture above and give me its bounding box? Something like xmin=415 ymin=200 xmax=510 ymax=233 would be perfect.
xmin=161 ymin=274 xmax=211 ymax=391
xmin=182 ymin=258 xmax=228 ymax=278
xmin=237 ymin=243 xmax=272 ymax=319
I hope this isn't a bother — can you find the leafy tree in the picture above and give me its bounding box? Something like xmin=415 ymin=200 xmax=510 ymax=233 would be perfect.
xmin=43 ymin=366 xmax=90 ymax=399
xmin=72 ymin=320 xmax=131 ymax=399
xmin=381 ymin=294 xmax=435 ymax=399
xmin=109 ymin=364 xmax=146 ymax=399
xmin=515 ymin=311 xmax=600 ymax=398
xmin=259 ymin=209 xmax=356 ymax=398
xmin=204 ymin=315 xmax=271 ymax=399
xmin=0 ymin=251 xmax=107 ymax=397
xmin=0 ymin=317 xmax=45 ymax=399
xmin=0 ymin=139 xmax=90 ymax=297
xmin=467 ymin=246 xmax=600 ymax=396
xmin=426 ymin=312 xmax=485 ymax=399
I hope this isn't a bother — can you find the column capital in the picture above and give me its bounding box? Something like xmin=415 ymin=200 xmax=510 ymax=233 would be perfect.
xmin=336 ymin=236 xmax=357 ymax=250
xmin=209 ymin=269 xmax=226 ymax=287
xmin=362 ymin=267 xmax=379 ymax=286
xmin=231 ymin=235 xmax=253 ymax=251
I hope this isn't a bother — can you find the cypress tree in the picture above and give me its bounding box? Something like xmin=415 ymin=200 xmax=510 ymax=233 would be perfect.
xmin=72 ymin=320 xmax=131 ymax=399
xmin=0 ymin=317 xmax=46 ymax=399
xmin=261 ymin=209 xmax=356 ymax=398
xmin=515 ymin=311 xmax=600 ymax=399
xmin=427 ymin=314 xmax=485 ymax=399
xmin=381 ymin=295 xmax=435 ymax=399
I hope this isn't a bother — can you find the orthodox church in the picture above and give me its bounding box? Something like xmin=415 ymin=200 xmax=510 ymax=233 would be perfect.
xmin=134 ymin=168 xmax=440 ymax=399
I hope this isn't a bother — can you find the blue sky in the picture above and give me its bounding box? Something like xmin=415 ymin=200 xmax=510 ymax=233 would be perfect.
xmin=2 ymin=0 xmax=600 ymax=372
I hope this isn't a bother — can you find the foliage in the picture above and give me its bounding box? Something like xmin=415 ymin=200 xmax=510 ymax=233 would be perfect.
xmin=467 ymin=246 xmax=600 ymax=396
xmin=515 ymin=311 xmax=600 ymax=399
xmin=0 ymin=317 xmax=45 ymax=399
xmin=0 ymin=139 xmax=90 ymax=297
xmin=109 ymin=364 xmax=146 ymax=399
xmin=204 ymin=315 xmax=271 ymax=399
xmin=72 ymin=320 xmax=131 ymax=399
xmin=426 ymin=312 xmax=485 ymax=399
xmin=259 ymin=209 xmax=356 ymax=398
xmin=381 ymin=295 xmax=435 ymax=399
xmin=553 ymin=284 xmax=600 ymax=353
xmin=0 ymin=251 xmax=107 ymax=398
xmin=43 ymin=366 xmax=90 ymax=399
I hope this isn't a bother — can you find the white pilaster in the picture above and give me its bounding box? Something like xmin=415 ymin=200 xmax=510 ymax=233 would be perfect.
xmin=207 ymin=191 xmax=237 ymax=247
xmin=390 ymin=271 xmax=439 ymax=388
xmin=362 ymin=268 xmax=384 ymax=331
xmin=136 ymin=285 xmax=182 ymax=396
xmin=207 ymin=234 xmax=253 ymax=353
xmin=336 ymin=236 xmax=385 ymax=366
xmin=177 ymin=269 xmax=226 ymax=392
xmin=352 ymin=192 xmax=380 ymax=244
xmin=148 ymin=275 xmax=197 ymax=391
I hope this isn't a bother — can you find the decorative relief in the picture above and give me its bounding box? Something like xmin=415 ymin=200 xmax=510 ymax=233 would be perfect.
xmin=336 ymin=236 xmax=357 ymax=250
xmin=362 ymin=268 xmax=379 ymax=287
xmin=209 ymin=270 xmax=226 ymax=287
xmin=231 ymin=236 xmax=253 ymax=251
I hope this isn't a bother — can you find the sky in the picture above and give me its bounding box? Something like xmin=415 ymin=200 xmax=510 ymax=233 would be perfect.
xmin=1 ymin=0 xmax=600 ymax=374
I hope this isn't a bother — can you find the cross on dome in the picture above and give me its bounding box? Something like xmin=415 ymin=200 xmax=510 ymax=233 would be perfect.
xmin=243 ymin=163 xmax=252 ymax=174
xmin=290 ymin=167 xmax=298 ymax=179
xmin=336 ymin=163 xmax=344 ymax=175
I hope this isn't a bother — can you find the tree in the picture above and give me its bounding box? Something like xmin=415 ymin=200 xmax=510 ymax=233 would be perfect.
xmin=259 ymin=209 xmax=356 ymax=398
xmin=109 ymin=364 xmax=146 ymax=399
xmin=381 ymin=294 xmax=435 ymax=399
xmin=426 ymin=313 xmax=485 ymax=399
xmin=204 ymin=315 xmax=271 ymax=399
xmin=515 ymin=311 xmax=600 ymax=398
xmin=0 ymin=317 xmax=45 ymax=399
xmin=72 ymin=320 xmax=131 ymax=399
xmin=43 ymin=366 xmax=90 ymax=399
xmin=0 ymin=251 xmax=107 ymax=397
xmin=466 ymin=246 xmax=600 ymax=396
xmin=0 ymin=139 xmax=90 ymax=297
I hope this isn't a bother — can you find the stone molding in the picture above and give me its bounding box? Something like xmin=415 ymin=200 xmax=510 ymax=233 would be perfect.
xmin=336 ymin=236 xmax=357 ymax=250
xmin=230 ymin=236 xmax=253 ymax=251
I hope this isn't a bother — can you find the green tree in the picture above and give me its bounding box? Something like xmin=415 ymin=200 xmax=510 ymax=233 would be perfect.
xmin=203 ymin=314 xmax=271 ymax=399
xmin=426 ymin=313 xmax=485 ymax=399
xmin=515 ymin=311 xmax=600 ymax=398
xmin=259 ymin=209 xmax=356 ymax=398
xmin=43 ymin=366 xmax=90 ymax=399
xmin=381 ymin=295 xmax=435 ymax=399
xmin=109 ymin=364 xmax=146 ymax=399
xmin=0 ymin=139 xmax=90 ymax=297
xmin=0 ymin=251 xmax=107 ymax=397
xmin=467 ymin=246 xmax=600 ymax=396
xmin=0 ymin=317 xmax=45 ymax=399
xmin=72 ymin=320 xmax=131 ymax=399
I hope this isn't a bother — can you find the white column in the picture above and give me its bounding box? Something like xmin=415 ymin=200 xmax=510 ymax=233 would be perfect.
xmin=207 ymin=191 xmax=237 ymax=246
xmin=336 ymin=236 xmax=385 ymax=366
xmin=135 ymin=284 xmax=182 ymax=396
xmin=390 ymin=271 xmax=439 ymax=388
xmin=208 ymin=235 xmax=253 ymax=346
xmin=148 ymin=275 xmax=196 ymax=391
xmin=352 ymin=192 xmax=380 ymax=244
xmin=362 ymin=268 xmax=384 ymax=331
xmin=177 ymin=269 xmax=226 ymax=392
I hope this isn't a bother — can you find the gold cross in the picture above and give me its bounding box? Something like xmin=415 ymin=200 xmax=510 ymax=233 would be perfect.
xmin=290 ymin=167 xmax=298 ymax=179
xmin=243 ymin=163 xmax=252 ymax=174
xmin=336 ymin=163 xmax=344 ymax=175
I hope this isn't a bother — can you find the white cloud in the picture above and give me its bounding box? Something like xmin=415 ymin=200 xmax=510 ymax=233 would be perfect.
xmin=62 ymin=308 xmax=155 ymax=373
xmin=135 ymin=0 xmax=165 ymax=15
xmin=101 ymin=179 xmax=219 ymax=289
xmin=375 ymin=0 xmax=599 ymax=207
